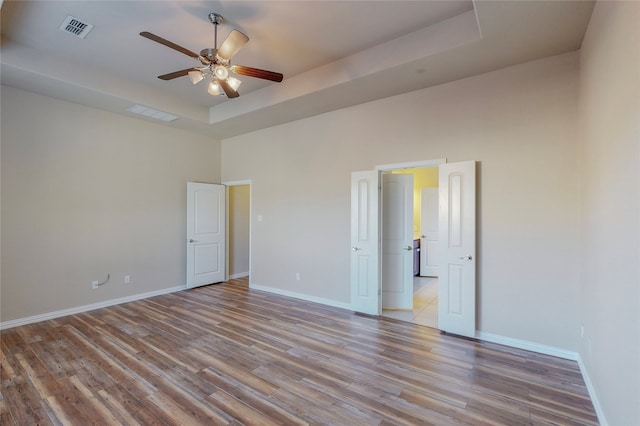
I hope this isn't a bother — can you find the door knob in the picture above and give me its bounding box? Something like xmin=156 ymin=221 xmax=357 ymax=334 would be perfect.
xmin=352 ymin=247 xmax=362 ymax=251
xmin=458 ymin=255 xmax=473 ymax=260
xmin=189 ymin=239 xmax=198 ymax=243
xmin=404 ymin=246 xmax=413 ymax=251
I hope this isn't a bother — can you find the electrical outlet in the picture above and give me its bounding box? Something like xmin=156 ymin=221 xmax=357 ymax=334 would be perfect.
xmin=91 ymin=280 xmax=99 ymax=289
xmin=580 ymin=325 xmax=584 ymax=339
xmin=124 ymin=275 xmax=131 ymax=284
xmin=295 ymin=272 xmax=301 ymax=281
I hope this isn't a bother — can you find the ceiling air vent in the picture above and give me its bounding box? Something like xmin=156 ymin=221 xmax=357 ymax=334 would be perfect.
xmin=59 ymin=16 xmax=94 ymax=39
xmin=127 ymin=105 xmax=180 ymax=122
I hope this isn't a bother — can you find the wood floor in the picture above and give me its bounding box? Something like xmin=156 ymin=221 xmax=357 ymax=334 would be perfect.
xmin=1 ymin=278 xmax=598 ymax=425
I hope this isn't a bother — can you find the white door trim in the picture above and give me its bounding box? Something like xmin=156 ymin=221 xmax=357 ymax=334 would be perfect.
xmin=375 ymin=158 xmax=447 ymax=171
xmin=223 ymin=180 xmax=252 ymax=282
xmin=223 ymin=180 xmax=252 ymax=186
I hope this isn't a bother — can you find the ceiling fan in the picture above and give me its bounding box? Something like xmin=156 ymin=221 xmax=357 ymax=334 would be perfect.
xmin=140 ymin=13 xmax=283 ymax=98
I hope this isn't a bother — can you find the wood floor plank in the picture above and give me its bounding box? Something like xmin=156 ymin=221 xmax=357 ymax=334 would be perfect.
xmin=96 ymin=388 xmax=143 ymax=426
xmin=67 ymin=374 xmax=123 ymax=424
xmin=56 ymin=325 xmax=159 ymax=400
xmin=0 ymin=351 xmax=17 ymax=383
xmin=97 ymin=384 xmax=170 ymax=426
xmin=2 ymin=378 xmax=54 ymax=425
xmin=143 ymin=390 xmax=229 ymax=425
xmin=0 ymin=277 xmax=598 ymax=425
xmin=270 ymin=378 xmax=381 ymax=424
xmin=206 ymin=390 xmax=282 ymax=426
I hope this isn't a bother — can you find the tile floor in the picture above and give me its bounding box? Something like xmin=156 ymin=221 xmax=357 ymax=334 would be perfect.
xmin=382 ymin=276 xmax=438 ymax=328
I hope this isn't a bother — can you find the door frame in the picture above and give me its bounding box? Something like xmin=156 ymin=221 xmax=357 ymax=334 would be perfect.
xmin=223 ymin=180 xmax=252 ymax=282
xmin=374 ymin=159 xmax=447 ymax=173
xmin=374 ymin=159 xmax=447 ymax=313
xmin=374 ymin=159 xmax=477 ymax=337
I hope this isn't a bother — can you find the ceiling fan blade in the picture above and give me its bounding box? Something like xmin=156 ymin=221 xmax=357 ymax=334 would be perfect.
xmin=230 ymin=65 xmax=283 ymax=82
xmin=157 ymin=68 xmax=197 ymax=81
xmin=216 ymin=29 xmax=249 ymax=61
xmin=218 ymin=78 xmax=239 ymax=98
xmin=140 ymin=31 xmax=201 ymax=59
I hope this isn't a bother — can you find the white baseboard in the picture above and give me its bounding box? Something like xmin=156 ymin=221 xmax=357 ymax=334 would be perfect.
xmin=249 ymin=282 xmax=352 ymax=311
xmin=0 ymin=285 xmax=186 ymax=330
xmin=476 ymin=331 xmax=578 ymax=360
xmin=229 ymin=272 xmax=249 ymax=279
xmin=576 ymin=354 xmax=608 ymax=426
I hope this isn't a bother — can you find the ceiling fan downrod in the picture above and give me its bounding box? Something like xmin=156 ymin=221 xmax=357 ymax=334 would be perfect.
xmin=209 ymin=13 xmax=223 ymax=49
xmin=200 ymin=13 xmax=224 ymax=64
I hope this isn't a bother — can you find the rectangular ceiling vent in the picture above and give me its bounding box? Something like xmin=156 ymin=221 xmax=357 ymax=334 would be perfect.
xmin=59 ymin=15 xmax=94 ymax=39
xmin=127 ymin=105 xmax=180 ymax=122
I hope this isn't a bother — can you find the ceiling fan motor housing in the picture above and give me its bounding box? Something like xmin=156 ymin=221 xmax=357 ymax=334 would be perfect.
xmin=200 ymin=48 xmax=218 ymax=63
xmin=208 ymin=13 xmax=223 ymax=25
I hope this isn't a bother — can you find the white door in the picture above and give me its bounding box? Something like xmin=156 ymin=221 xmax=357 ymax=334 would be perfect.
xmin=420 ymin=187 xmax=439 ymax=277
xmin=381 ymin=173 xmax=414 ymax=310
xmin=350 ymin=171 xmax=380 ymax=316
xmin=438 ymin=161 xmax=476 ymax=337
xmin=187 ymin=182 xmax=226 ymax=289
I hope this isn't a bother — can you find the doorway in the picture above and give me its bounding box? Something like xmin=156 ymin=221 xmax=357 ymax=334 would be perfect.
xmin=186 ymin=182 xmax=226 ymax=288
xmin=380 ymin=166 xmax=440 ymax=328
xmin=226 ymin=181 xmax=251 ymax=280
xmin=351 ymin=160 xmax=477 ymax=337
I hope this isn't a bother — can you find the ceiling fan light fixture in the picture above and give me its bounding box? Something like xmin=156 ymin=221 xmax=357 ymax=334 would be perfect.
xmin=141 ymin=12 xmax=282 ymax=100
xmin=208 ymin=79 xmax=222 ymax=96
xmin=227 ymin=76 xmax=242 ymax=91
xmin=188 ymin=70 xmax=204 ymax=85
xmin=214 ymin=65 xmax=229 ymax=80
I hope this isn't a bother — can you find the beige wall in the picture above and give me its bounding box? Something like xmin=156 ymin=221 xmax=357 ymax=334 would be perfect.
xmin=1 ymin=86 xmax=221 ymax=322
xmin=222 ymin=51 xmax=582 ymax=350
xmin=579 ymin=1 xmax=640 ymax=424
xmin=228 ymin=184 xmax=250 ymax=277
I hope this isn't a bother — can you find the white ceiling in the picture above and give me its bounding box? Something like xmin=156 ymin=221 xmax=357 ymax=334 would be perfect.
xmin=1 ymin=1 xmax=594 ymax=139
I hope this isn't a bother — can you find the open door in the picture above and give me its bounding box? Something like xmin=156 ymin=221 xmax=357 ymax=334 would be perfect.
xmin=381 ymin=173 xmax=414 ymax=310
xmin=187 ymin=182 xmax=226 ymax=289
xmin=420 ymin=187 xmax=439 ymax=277
xmin=438 ymin=161 xmax=476 ymax=337
xmin=350 ymin=171 xmax=380 ymax=315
